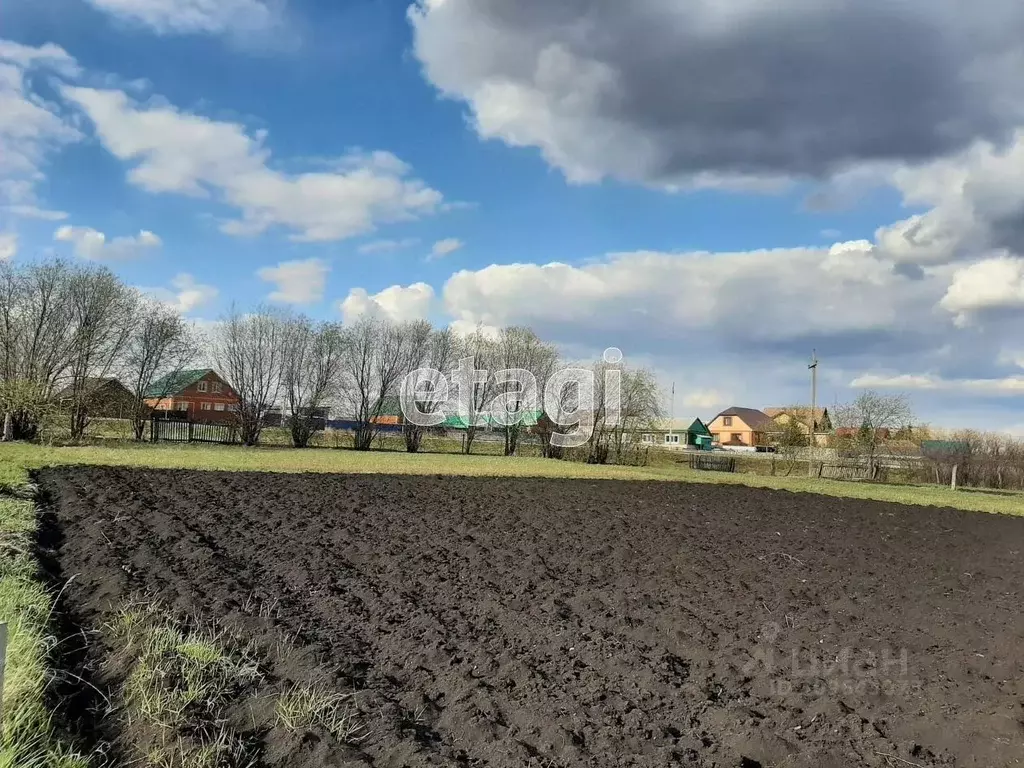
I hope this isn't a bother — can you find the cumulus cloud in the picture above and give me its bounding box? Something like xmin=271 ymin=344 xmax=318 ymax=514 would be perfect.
xmin=871 ymin=131 xmax=1024 ymax=269
xmin=84 ymin=0 xmax=280 ymax=36
xmin=940 ymin=255 xmax=1024 ymax=321
xmin=0 ymin=40 xmax=81 ymax=213
xmin=357 ymin=238 xmax=420 ymax=255
xmin=410 ymin=0 xmax=1024 ymax=187
xmin=851 ymin=372 xmax=1024 ymax=395
xmin=257 ymin=258 xmax=329 ymax=305
xmin=140 ymin=273 xmax=219 ymax=315
xmin=443 ymin=241 xmax=937 ymax=350
xmin=340 ymin=283 xmax=435 ymax=325
xmin=54 ymin=225 xmax=161 ymax=261
xmin=60 ymin=87 xmax=445 ymax=242
xmin=0 ymin=231 xmax=16 ymax=261
xmin=428 ymin=237 xmax=463 ymax=261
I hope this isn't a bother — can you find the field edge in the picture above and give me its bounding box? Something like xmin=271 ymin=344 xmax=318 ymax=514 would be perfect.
xmin=0 ymin=467 xmax=87 ymax=768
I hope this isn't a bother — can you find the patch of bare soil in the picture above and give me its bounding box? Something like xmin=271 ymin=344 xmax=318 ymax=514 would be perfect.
xmin=37 ymin=467 xmax=1024 ymax=767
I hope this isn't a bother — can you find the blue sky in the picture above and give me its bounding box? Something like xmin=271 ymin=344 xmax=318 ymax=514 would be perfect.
xmin=3 ymin=0 xmax=1024 ymax=430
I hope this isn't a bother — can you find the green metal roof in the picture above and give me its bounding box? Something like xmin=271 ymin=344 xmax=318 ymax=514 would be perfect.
xmin=442 ymin=409 xmax=544 ymax=429
xmin=687 ymin=418 xmax=712 ymax=437
xmin=143 ymin=369 xmax=215 ymax=398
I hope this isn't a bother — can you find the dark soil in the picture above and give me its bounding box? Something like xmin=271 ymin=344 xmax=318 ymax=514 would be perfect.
xmin=37 ymin=467 xmax=1024 ymax=767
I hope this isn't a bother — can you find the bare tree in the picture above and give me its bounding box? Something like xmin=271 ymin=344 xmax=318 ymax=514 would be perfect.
xmin=216 ymin=306 xmax=287 ymax=446
xmin=583 ymin=360 xmax=664 ymax=464
xmin=452 ymin=327 xmax=498 ymax=455
xmin=403 ymin=325 xmax=456 ymax=453
xmin=64 ymin=266 xmax=137 ymax=441
xmin=601 ymin=365 xmax=664 ymax=464
xmin=281 ymin=316 xmax=346 ymax=448
xmin=340 ymin=316 xmax=422 ymax=451
xmin=121 ymin=299 xmax=199 ymax=441
xmin=491 ymin=327 xmax=560 ymax=456
xmin=0 ymin=260 xmax=78 ymax=440
xmin=833 ymin=390 xmax=913 ymax=466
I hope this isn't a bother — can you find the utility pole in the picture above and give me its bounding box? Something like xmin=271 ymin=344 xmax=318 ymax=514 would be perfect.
xmin=808 ymin=350 xmax=818 ymax=477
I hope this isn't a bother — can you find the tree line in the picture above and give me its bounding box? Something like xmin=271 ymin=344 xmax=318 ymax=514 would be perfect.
xmin=0 ymin=259 xmax=664 ymax=461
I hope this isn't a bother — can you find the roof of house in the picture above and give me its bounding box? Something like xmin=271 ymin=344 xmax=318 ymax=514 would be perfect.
xmin=143 ymin=369 xmax=216 ymax=399
xmin=712 ymin=407 xmax=775 ymax=431
xmin=763 ymin=407 xmax=828 ymax=421
xmin=54 ymin=377 xmax=128 ymax=401
xmin=647 ymin=418 xmax=711 ymax=434
xmin=442 ymin=410 xmax=544 ymax=429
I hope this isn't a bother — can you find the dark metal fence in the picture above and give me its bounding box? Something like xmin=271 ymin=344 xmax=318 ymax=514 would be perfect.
xmin=689 ymin=453 xmax=736 ymax=473
xmin=150 ymin=418 xmax=239 ymax=445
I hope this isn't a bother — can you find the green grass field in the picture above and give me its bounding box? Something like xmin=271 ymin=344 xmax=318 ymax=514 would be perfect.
xmin=2 ymin=440 xmax=1023 ymax=516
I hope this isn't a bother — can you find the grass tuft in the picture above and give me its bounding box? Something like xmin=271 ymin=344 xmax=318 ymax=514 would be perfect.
xmin=110 ymin=603 xmax=264 ymax=767
xmin=276 ymin=683 xmax=362 ymax=742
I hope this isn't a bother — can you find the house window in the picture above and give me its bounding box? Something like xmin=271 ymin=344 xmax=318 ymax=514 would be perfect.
xmin=202 ymin=402 xmax=212 ymax=411
xmin=723 ymin=416 xmax=733 ymax=427
xmin=731 ymin=433 xmax=743 ymax=443
xmin=177 ymin=401 xmax=189 ymax=411
xmin=197 ymin=381 xmax=208 ymax=393
xmin=665 ymin=434 xmax=679 ymax=444
xmin=212 ymin=382 xmax=223 ymax=393
xmin=215 ymin=403 xmax=225 ymax=412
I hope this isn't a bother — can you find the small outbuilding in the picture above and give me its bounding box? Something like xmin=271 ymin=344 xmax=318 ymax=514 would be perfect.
xmin=639 ymin=418 xmax=714 ymax=450
xmin=54 ymin=377 xmax=135 ymax=419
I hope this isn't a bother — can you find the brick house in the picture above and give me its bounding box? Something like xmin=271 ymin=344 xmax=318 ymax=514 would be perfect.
xmin=707 ymin=407 xmax=776 ymax=448
xmin=144 ymin=369 xmax=240 ymax=424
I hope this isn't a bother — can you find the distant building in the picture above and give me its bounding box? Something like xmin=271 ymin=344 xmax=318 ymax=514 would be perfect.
xmin=638 ymin=418 xmax=714 ymax=450
xmin=764 ymin=406 xmax=832 ymax=446
xmin=707 ymin=407 xmax=775 ymax=448
xmin=54 ymin=377 xmax=135 ymax=419
xmin=144 ymin=369 xmax=239 ymax=424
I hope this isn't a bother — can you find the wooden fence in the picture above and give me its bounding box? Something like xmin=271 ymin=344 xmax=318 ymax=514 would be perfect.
xmin=689 ymin=453 xmax=736 ymax=473
xmin=150 ymin=418 xmax=239 ymax=445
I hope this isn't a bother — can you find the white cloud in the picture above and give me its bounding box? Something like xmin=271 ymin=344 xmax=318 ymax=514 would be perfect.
xmin=61 ymin=87 xmax=445 ymax=242
xmin=257 ymin=258 xmax=329 ymax=305
xmin=340 ymin=283 xmax=435 ymax=325
xmin=939 ymin=254 xmax=1024 ymax=320
xmin=5 ymin=205 xmax=68 ymax=220
xmin=0 ymin=40 xmax=80 ymax=76
xmin=141 ymin=273 xmax=219 ymax=315
xmin=357 ymin=237 xmax=420 ymax=255
xmin=428 ymin=237 xmax=463 ymax=260
xmin=448 ymin=318 xmax=500 ymax=340
xmin=443 ymin=242 xmax=929 ymax=345
xmin=0 ymin=232 xmax=16 ymax=261
xmin=850 ymin=372 xmax=1024 ymax=395
xmin=54 ymin=225 xmax=161 ymax=261
xmin=681 ymin=390 xmax=726 ymax=411
xmin=0 ymin=40 xmax=81 ymax=213
xmin=84 ymin=0 xmax=279 ymax=36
